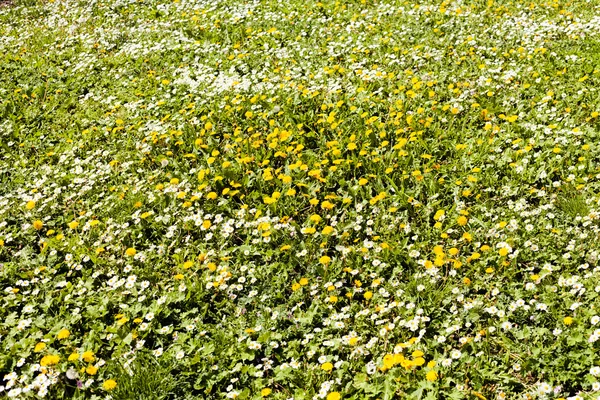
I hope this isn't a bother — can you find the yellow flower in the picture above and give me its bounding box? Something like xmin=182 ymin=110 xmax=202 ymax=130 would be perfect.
xmin=68 ymin=221 xmax=79 ymax=229
xmin=102 ymin=379 xmax=117 ymax=391
xmin=310 ymin=214 xmax=322 ymax=223
xmin=292 ymin=283 xmax=301 ymax=291
xmin=68 ymin=353 xmax=79 ymax=362
xmin=321 ymin=201 xmax=334 ymax=210
xmin=564 ymin=316 xmax=574 ymax=325
xmin=319 ymin=255 xmax=331 ymax=265
xmin=322 ymin=226 xmax=334 ymax=235
xmin=457 ymin=216 xmax=468 ymax=226
xmin=321 ymin=362 xmax=333 ymax=371
xmin=426 ymin=370 xmax=438 ymax=381
xmin=34 ymin=342 xmax=46 ymax=352
xmin=261 ymin=388 xmax=272 ymax=397
xmin=57 ymin=329 xmax=70 ymax=340
xmin=498 ymin=247 xmax=509 ymax=257
xmin=40 ymin=355 xmax=60 ymax=366
xmin=82 ymin=351 xmax=95 ymax=362
xmin=364 ymin=291 xmax=373 ymax=300
xmin=125 ymin=247 xmax=136 ymax=257
xmin=26 ymin=200 xmax=36 ymax=210
xmin=299 ymin=278 xmax=309 ymax=286
xmin=86 ymin=365 xmax=98 ymax=375
xmin=327 ymin=393 xmax=340 ymax=400
xmin=382 ymin=354 xmax=394 ymax=370
xmin=413 ymin=357 xmax=425 ymax=366
xmin=33 ymin=220 xmax=44 ymax=230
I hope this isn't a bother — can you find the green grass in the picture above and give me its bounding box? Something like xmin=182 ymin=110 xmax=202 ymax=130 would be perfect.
xmin=2 ymin=0 xmax=600 ymax=399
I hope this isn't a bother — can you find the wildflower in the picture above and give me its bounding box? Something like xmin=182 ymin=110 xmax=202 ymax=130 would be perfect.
xmin=327 ymin=393 xmax=341 ymax=400
xmin=102 ymin=379 xmax=117 ymax=391
xmin=86 ymin=365 xmax=98 ymax=375
xmin=321 ymin=362 xmax=333 ymax=372
xmin=319 ymin=255 xmax=331 ymax=265
xmin=82 ymin=351 xmax=95 ymax=362
xmin=40 ymin=355 xmax=60 ymax=366
xmin=34 ymin=342 xmax=46 ymax=352
xmin=57 ymin=329 xmax=70 ymax=340
xmin=426 ymin=370 xmax=438 ymax=381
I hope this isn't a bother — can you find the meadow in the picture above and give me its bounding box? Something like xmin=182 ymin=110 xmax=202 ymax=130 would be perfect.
xmin=2 ymin=0 xmax=600 ymax=398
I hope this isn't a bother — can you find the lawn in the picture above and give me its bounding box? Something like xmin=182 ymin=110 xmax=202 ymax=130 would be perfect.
xmin=2 ymin=0 xmax=600 ymax=399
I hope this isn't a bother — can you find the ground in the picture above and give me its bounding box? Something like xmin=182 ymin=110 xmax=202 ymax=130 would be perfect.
xmin=1 ymin=0 xmax=600 ymax=399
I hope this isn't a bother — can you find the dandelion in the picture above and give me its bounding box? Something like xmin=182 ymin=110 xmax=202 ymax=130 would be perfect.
xmin=40 ymin=355 xmax=60 ymax=366
xmin=426 ymin=370 xmax=438 ymax=382
xmin=321 ymin=362 xmax=333 ymax=372
xmin=102 ymin=379 xmax=117 ymax=391
xmin=319 ymin=255 xmax=331 ymax=265
xmin=327 ymin=392 xmax=341 ymax=400
xmin=57 ymin=329 xmax=70 ymax=340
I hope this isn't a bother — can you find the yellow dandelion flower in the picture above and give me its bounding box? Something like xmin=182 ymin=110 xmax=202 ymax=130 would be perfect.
xmin=103 ymin=379 xmax=117 ymax=391
xmin=34 ymin=342 xmax=46 ymax=352
xmin=40 ymin=355 xmax=60 ymax=366
xmin=426 ymin=370 xmax=438 ymax=381
xmin=321 ymin=362 xmax=333 ymax=372
xmin=57 ymin=329 xmax=70 ymax=340
xmin=86 ymin=365 xmax=98 ymax=375
xmin=82 ymin=351 xmax=95 ymax=362
xmin=319 ymin=255 xmax=331 ymax=265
